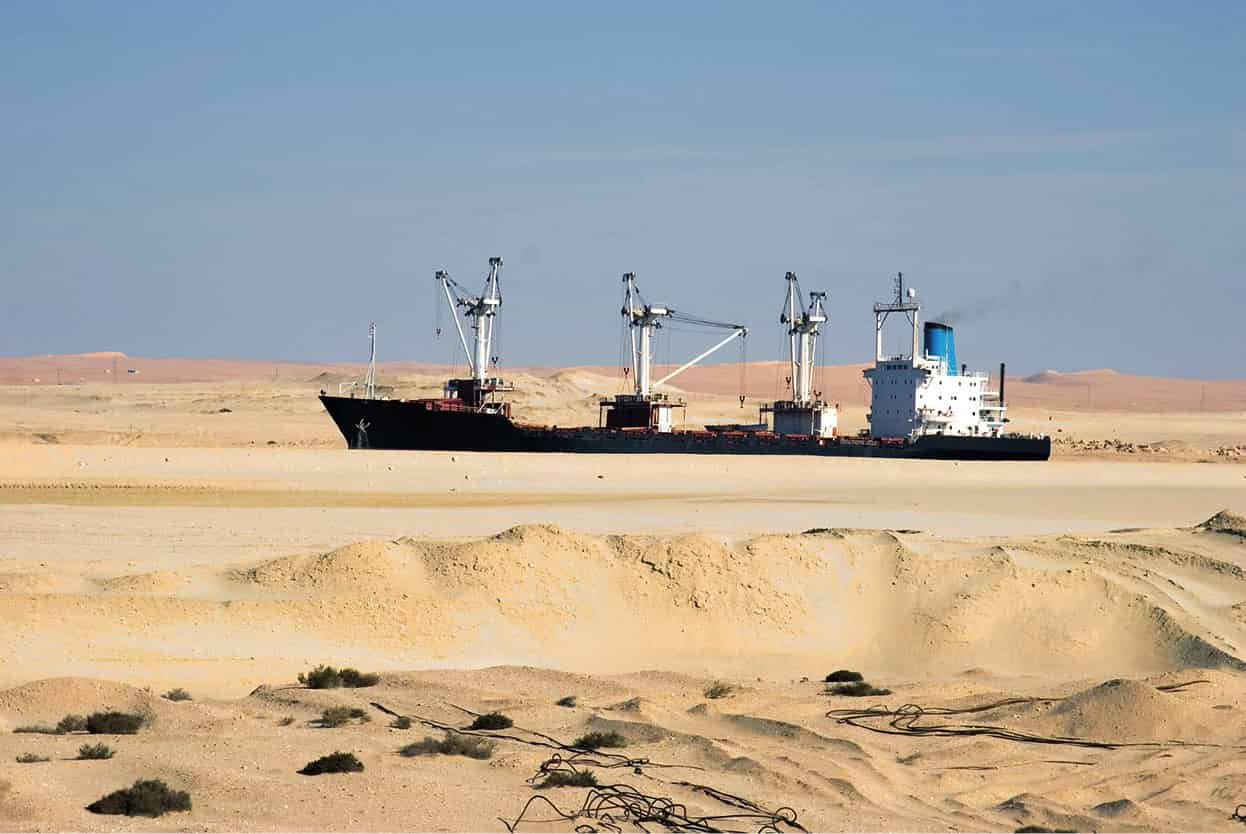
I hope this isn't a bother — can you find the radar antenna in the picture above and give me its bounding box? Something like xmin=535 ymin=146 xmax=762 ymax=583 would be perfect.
xmin=872 ymin=271 xmax=921 ymax=362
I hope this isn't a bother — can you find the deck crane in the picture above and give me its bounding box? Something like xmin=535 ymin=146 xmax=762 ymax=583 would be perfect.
xmin=601 ymin=272 xmax=747 ymax=433
xmin=435 ymin=257 xmax=513 ymax=412
xmin=763 ymin=271 xmax=838 ymax=438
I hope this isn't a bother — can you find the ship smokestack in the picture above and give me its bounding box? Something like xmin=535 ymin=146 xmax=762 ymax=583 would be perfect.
xmin=999 ymin=362 xmax=1006 ymax=408
xmin=923 ymin=321 xmax=957 ymax=375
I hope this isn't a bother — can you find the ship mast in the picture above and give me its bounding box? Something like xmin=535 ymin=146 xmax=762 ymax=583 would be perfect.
xmin=364 ymin=321 xmax=377 ymax=399
xmin=780 ymin=271 xmax=826 ymax=405
xmin=872 ymin=271 xmax=920 ymax=361
xmin=436 ymin=256 xmax=503 ymax=383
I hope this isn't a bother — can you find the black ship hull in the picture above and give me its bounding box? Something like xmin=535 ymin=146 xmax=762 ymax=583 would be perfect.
xmin=320 ymin=395 xmax=1051 ymax=460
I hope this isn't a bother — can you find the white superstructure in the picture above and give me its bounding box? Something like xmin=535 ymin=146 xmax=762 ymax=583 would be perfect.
xmin=863 ymin=274 xmax=1006 ymax=440
xmin=763 ymin=272 xmax=837 ymax=438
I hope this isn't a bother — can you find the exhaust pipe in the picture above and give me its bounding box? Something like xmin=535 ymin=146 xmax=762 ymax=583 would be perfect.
xmin=999 ymin=362 xmax=1006 ymax=408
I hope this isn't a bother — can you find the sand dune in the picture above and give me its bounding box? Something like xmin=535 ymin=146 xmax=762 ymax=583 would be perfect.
xmin=3 ymin=474 xmax=1246 ymax=830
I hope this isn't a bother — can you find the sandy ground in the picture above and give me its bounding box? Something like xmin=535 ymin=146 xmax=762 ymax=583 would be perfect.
xmin=1 ymin=370 xmax=1246 ymax=831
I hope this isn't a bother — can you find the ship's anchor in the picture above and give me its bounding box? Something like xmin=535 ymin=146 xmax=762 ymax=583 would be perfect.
xmin=354 ymin=418 xmax=371 ymax=450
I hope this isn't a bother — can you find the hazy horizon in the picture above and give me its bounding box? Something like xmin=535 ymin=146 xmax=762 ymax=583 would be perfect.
xmin=3 ymin=2 xmax=1243 ymax=379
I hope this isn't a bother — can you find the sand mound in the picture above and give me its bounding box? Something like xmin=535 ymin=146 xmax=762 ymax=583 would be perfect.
xmin=1199 ymin=510 xmax=1246 ymax=538
xmin=96 ymin=569 xmax=188 ymax=594
xmin=1013 ymin=678 xmax=1215 ymax=743
xmin=0 ymin=677 xmax=155 ymax=723
xmin=204 ymin=525 xmax=1246 ymax=678
xmin=231 ymin=540 xmax=418 ymax=591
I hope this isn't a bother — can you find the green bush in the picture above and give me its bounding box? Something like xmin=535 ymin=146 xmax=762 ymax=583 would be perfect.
xmin=339 ymin=668 xmax=379 ymax=688
xmin=299 ymin=751 xmax=364 ymax=775
xmin=319 ymin=707 xmax=360 ymax=728
xmin=466 ymin=712 xmax=512 ymax=731
xmin=163 ymin=688 xmax=192 ymax=702
xmin=538 ymin=769 xmax=599 ymax=788
xmin=16 ymin=752 xmax=50 ymax=763
xmin=299 ymin=665 xmax=379 ymax=689
xmin=87 ymin=711 xmax=145 ymax=735
xmin=57 ymin=714 xmax=88 ymax=733
xmin=400 ymin=732 xmax=495 ymax=760
xmin=826 ymin=680 xmax=892 ymax=697
xmin=824 ymin=670 xmax=864 ymax=683
xmin=556 ymin=695 xmax=577 ymax=708
xmin=78 ymin=742 xmax=115 ymax=760
xmin=299 ymin=665 xmax=342 ymax=689
xmin=572 ymin=731 xmax=626 ymax=750
xmin=391 ymin=716 xmax=413 ymax=730
xmin=703 ymin=682 xmax=734 ymax=699
xmin=86 ymin=779 xmax=191 ymax=816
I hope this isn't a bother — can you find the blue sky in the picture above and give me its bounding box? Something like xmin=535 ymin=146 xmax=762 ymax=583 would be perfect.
xmin=3 ymin=2 xmax=1243 ymax=376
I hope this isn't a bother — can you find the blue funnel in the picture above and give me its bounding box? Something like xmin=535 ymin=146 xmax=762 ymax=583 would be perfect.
xmin=924 ymin=322 xmax=957 ymax=375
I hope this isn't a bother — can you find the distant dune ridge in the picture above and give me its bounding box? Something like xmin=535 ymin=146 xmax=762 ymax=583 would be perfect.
xmin=2 ymin=352 xmax=1245 ymax=412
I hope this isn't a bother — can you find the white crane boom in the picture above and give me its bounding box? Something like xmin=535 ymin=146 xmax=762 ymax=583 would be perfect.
xmin=621 ymin=272 xmax=746 ymax=396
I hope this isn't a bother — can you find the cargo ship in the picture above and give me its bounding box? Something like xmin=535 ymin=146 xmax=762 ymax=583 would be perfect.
xmin=319 ymin=260 xmax=1050 ymax=460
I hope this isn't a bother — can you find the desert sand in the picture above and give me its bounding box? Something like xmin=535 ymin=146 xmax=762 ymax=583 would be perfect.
xmin=1 ymin=359 xmax=1245 ymax=831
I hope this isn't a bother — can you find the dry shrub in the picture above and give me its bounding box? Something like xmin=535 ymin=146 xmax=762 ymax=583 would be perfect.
xmin=538 ymin=769 xmax=598 ymax=788
xmin=299 ymin=751 xmax=364 ymax=775
xmin=400 ymin=732 xmax=495 ymax=760
xmin=572 ymin=731 xmax=626 ymax=750
xmin=86 ymin=711 xmax=145 ymax=735
xmin=78 ymin=742 xmax=115 ymax=760
xmin=826 ymin=680 xmax=892 ymax=697
xmin=466 ymin=712 xmax=512 ymax=731
xmin=86 ymin=779 xmax=191 ymax=816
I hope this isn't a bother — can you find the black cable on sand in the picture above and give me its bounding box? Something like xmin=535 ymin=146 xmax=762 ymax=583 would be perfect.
xmin=826 ymin=679 xmax=1220 ymax=750
xmin=371 ymin=700 xmax=807 ymax=833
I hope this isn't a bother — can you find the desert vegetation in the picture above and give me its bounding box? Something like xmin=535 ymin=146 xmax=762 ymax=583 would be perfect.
xmin=298 ymin=665 xmax=380 ymax=689
xmin=572 ymin=731 xmax=626 ymax=750
xmin=77 ymin=742 xmax=116 ymax=760
xmin=318 ymin=706 xmax=371 ymax=727
xmin=466 ymin=711 xmax=513 ymax=730
xmin=538 ymin=769 xmax=599 ymax=788
xmin=86 ymin=710 xmax=146 ymax=734
xmin=299 ymin=751 xmax=365 ymax=775
xmin=400 ymin=732 xmax=495 ymax=760
xmin=86 ymin=779 xmax=192 ymax=817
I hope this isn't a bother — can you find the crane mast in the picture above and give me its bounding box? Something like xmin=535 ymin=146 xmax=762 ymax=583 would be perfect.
xmin=437 ymin=256 xmax=503 ymax=383
xmin=763 ymin=271 xmax=838 ymax=439
xmin=780 ymin=271 xmax=826 ymax=405
xmin=622 ymin=272 xmax=671 ymax=397
xmin=434 ymin=256 xmax=513 ymax=412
